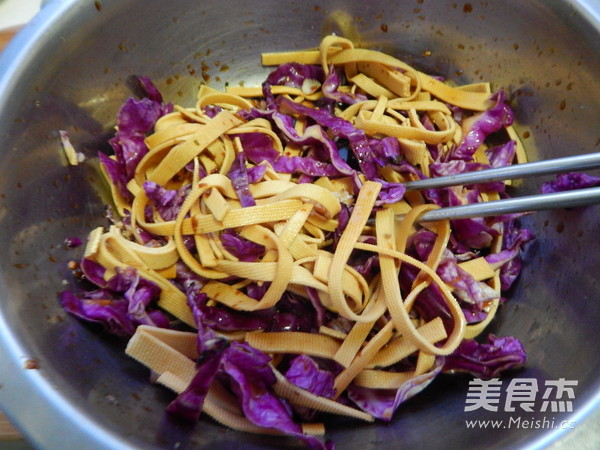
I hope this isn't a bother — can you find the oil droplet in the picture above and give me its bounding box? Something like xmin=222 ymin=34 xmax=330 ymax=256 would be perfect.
xmin=380 ymin=23 xmax=388 ymax=32
xmin=23 ymin=359 xmax=39 ymax=370
xmin=463 ymin=2 xmax=473 ymax=13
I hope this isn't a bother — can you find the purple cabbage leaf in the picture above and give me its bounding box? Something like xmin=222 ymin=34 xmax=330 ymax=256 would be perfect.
xmin=143 ymin=181 xmax=191 ymax=221
xmin=436 ymin=256 xmax=500 ymax=324
xmin=220 ymin=342 xmax=332 ymax=449
xmin=265 ymin=62 xmax=325 ymax=89
xmin=347 ymin=358 xmax=444 ymax=421
xmin=322 ymin=67 xmax=367 ymax=104
xmin=449 ymin=91 xmax=514 ymax=161
xmin=60 ymin=264 xmax=170 ymax=337
xmin=285 ymin=355 xmax=337 ymax=399
xmin=443 ymin=334 xmax=526 ymax=379
xmin=485 ymin=220 xmax=534 ymax=291
xmin=284 ymin=355 xmax=337 ymax=420
xmin=165 ymin=332 xmax=332 ymax=448
xmin=100 ymin=77 xmax=172 ymax=200
xmin=235 ymin=131 xmax=346 ymax=178
xmin=541 ymin=172 xmax=600 ymax=194
xmin=276 ymin=95 xmax=379 ymax=180
xmin=486 ymin=140 xmax=516 ymax=168
xmin=227 ymin=152 xmax=257 ymax=207
xmin=166 ymin=338 xmax=229 ymax=421
xmin=220 ymin=229 xmax=266 ymax=262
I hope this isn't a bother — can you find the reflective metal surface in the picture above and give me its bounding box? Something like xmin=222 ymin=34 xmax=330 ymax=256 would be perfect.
xmin=0 ymin=0 xmax=599 ymax=448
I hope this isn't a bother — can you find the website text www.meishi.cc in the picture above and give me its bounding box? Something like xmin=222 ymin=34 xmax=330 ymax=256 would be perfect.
xmin=465 ymin=416 xmax=576 ymax=430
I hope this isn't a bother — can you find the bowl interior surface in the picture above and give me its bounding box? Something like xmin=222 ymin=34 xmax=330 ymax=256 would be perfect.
xmin=1 ymin=0 xmax=600 ymax=448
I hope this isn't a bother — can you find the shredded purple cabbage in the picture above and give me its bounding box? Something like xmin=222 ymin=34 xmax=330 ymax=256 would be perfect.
xmin=220 ymin=229 xmax=266 ymax=262
xmin=220 ymin=342 xmax=332 ymax=449
xmin=227 ymin=152 xmax=257 ymax=207
xmin=486 ymin=140 xmax=516 ymax=168
xmin=236 ymin=131 xmax=345 ymax=177
xmin=244 ymin=90 xmax=407 ymax=203
xmin=322 ymin=67 xmax=367 ymax=104
xmin=541 ymin=172 xmax=600 ymax=193
xmin=485 ymin=220 xmax=535 ymax=290
xmin=451 ymin=217 xmax=500 ymax=250
xmin=99 ymin=77 xmax=172 ymax=199
xmin=144 ymin=181 xmax=191 ymax=221
xmin=429 ymin=160 xmax=505 ymax=193
xmin=187 ymin=289 xmax=273 ymax=333
xmin=265 ymin=62 xmax=325 ymax=88
xmin=137 ymin=76 xmax=168 ymax=104
xmin=347 ymin=359 xmax=444 ymax=421
xmin=284 ymin=355 xmax=337 ymax=421
xmin=166 ymin=338 xmax=229 ymax=421
xmin=443 ymin=334 xmax=527 ymax=379
xmin=449 ymin=91 xmax=514 ymax=161
xmin=166 ymin=335 xmax=332 ymax=448
xmin=277 ymin=96 xmax=381 ymax=180
xmin=437 ymin=257 xmax=500 ymax=323
xmin=63 ymin=236 xmax=83 ymax=248
xmin=270 ymin=114 xmax=357 ymax=178
xmin=80 ymin=258 xmax=108 ymax=286
xmin=60 ymin=265 xmax=170 ymax=337
xmin=186 ymin=285 xmax=322 ymax=334
xmin=285 ymin=355 xmax=336 ymax=399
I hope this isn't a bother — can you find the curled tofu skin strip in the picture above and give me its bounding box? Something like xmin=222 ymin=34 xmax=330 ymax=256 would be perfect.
xmin=84 ymin=35 xmax=524 ymax=439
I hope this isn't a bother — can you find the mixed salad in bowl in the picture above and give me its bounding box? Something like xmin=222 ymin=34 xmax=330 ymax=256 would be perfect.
xmin=58 ymin=35 xmax=548 ymax=448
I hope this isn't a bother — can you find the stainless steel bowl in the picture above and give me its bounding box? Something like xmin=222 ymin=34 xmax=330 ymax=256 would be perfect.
xmin=1 ymin=0 xmax=599 ymax=448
